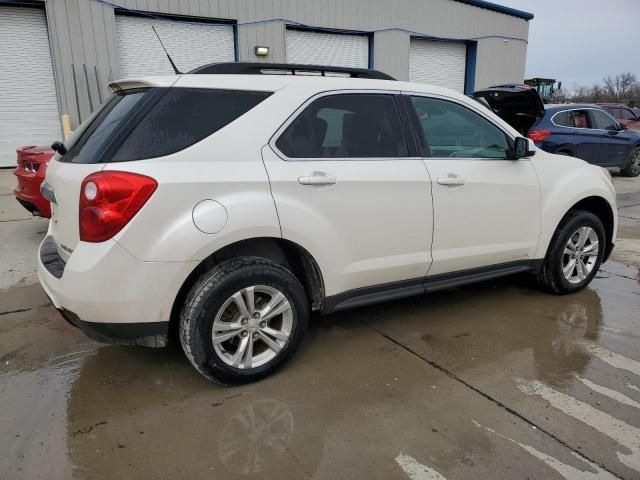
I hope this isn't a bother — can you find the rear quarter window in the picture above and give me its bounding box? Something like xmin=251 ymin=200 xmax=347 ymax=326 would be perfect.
xmin=112 ymin=88 xmax=272 ymax=162
xmin=59 ymin=88 xmax=272 ymax=163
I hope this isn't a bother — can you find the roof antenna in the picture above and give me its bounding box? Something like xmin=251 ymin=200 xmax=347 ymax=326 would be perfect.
xmin=152 ymin=26 xmax=181 ymax=74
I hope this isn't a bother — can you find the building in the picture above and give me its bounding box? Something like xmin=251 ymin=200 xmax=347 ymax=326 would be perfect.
xmin=0 ymin=0 xmax=533 ymax=166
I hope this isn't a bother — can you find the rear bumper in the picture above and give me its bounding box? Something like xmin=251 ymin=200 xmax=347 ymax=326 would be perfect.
xmin=58 ymin=308 xmax=168 ymax=347
xmin=13 ymin=168 xmax=51 ymax=217
xmin=38 ymin=233 xmax=195 ymax=347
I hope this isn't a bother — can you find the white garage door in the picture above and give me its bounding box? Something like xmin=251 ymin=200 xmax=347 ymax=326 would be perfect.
xmin=286 ymin=29 xmax=368 ymax=69
xmin=116 ymin=15 xmax=235 ymax=78
xmin=0 ymin=6 xmax=61 ymax=167
xmin=409 ymin=38 xmax=467 ymax=93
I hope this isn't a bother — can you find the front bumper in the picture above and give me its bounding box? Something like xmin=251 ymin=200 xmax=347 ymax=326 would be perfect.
xmin=38 ymin=234 xmax=195 ymax=348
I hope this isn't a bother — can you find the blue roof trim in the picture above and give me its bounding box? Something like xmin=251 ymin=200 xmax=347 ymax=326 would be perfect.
xmin=454 ymin=0 xmax=534 ymax=20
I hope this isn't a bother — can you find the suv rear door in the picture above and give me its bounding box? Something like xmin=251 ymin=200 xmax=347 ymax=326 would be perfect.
xmin=263 ymin=91 xmax=433 ymax=296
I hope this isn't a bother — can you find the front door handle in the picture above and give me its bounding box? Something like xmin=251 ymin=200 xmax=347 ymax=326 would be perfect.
xmin=298 ymin=171 xmax=337 ymax=186
xmin=437 ymin=174 xmax=465 ymax=186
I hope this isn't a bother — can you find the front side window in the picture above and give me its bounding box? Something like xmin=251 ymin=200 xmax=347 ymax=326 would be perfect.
xmin=590 ymin=110 xmax=618 ymax=130
xmin=410 ymin=96 xmax=510 ymax=159
xmin=276 ymin=94 xmax=408 ymax=158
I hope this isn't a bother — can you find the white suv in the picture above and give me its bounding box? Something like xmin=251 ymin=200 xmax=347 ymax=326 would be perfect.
xmin=38 ymin=63 xmax=617 ymax=384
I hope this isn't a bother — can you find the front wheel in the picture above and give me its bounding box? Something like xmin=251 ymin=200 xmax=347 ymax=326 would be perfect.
xmin=536 ymin=210 xmax=606 ymax=294
xmin=179 ymin=257 xmax=309 ymax=384
xmin=621 ymin=146 xmax=640 ymax=177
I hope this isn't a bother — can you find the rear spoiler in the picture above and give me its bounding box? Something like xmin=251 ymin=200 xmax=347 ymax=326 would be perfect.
xmin=109 ymin=76 xmax=179 ymax=93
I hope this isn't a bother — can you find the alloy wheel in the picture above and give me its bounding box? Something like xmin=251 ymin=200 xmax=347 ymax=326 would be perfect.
xmin=561 ymin=226 xmax=599 ymax=284
xmin=631 ymin=149 xmax=640 ymax=175
xmin=212 ymin=285 xmax=293 ymax=369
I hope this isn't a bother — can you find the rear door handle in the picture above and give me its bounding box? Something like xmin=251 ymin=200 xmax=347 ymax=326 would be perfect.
xmin=437 ymin=174 xmax=465 ymax=187
xmin=298 ymin=171 xmax=337 ymax=186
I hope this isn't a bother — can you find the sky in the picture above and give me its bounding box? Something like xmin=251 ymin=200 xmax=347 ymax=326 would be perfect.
xmin=496 ymin=0 xmax=640 ymax=91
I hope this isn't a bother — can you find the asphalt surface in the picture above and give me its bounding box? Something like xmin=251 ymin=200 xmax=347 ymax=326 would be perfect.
xmin=1 ymin=169 xmax=639 ymax=480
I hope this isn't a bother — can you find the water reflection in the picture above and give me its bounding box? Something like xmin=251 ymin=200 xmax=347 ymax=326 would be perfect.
xmin=219 ymin=398 xmax=294 ymax=475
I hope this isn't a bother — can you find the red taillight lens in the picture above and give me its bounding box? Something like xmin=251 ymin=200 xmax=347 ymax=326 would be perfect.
xmin=79 ymin=171 xmax=157 ymax=242
xmin=527 ymin=129 xmax=551 ymax=142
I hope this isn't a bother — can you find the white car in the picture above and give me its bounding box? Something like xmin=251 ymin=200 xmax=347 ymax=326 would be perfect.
xmin=39 ymin=63 xmax=617 ymax=384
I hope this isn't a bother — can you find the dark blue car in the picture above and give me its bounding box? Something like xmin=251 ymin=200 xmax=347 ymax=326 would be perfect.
xmin=474 ymin=85 xmax=640 ymax=177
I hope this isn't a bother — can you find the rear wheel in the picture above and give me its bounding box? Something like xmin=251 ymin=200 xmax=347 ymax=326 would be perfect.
xmin=179 ymin=257 xmax=309 ymax=384
xmin=536 ymin=210 xmax=606 ymax=294
xmin=621 ymin=146 xmax=640 ymax=177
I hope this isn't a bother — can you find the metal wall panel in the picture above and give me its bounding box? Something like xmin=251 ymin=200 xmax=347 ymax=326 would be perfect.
xmin=41 ymin=0 xmax=530 ymax=127
xmin=409 ymin=38 xmax=467 ymax=92
xmin=115 ymin=15 xmax=235 ymax=77
xmin=0 ymin=6 xmax=61 ymax=166
xmin=285 ymin=29 xmax=369 ymax=68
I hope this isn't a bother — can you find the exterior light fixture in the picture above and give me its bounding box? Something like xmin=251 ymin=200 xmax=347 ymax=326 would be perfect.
xmin=254 ymin=46 xmax=269 ymax=56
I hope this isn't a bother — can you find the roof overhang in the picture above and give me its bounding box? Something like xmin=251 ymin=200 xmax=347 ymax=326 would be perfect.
xmin=453 ymin=0 xmax=534 ymax=20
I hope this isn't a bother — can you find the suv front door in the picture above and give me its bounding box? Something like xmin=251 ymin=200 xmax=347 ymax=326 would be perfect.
xmin=406 ymin=94 xmax=541 ymax=276
xmin=588 ymin=109 xmax=630 ymax=167
xmin=263 ymin=92 xmax=433 ymax=296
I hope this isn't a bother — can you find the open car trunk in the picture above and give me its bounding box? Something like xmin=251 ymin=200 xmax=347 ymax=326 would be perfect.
xmin=473 ymin=85 xmax=545 ymax=136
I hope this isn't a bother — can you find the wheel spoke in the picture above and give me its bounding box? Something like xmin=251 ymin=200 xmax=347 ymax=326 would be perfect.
xmin=213 ymin=320 xmax=242 ymax=332
xmin=582 ymin=241 xmax=599 ymax=256
xmin=260 ymin=294 xmax=291 ymax=322
xmin=576 ymin=227 xmax=590 ymax=248
xmin=258 ymin=331 xmax=282 ymax=353
xmin=231 ymin=291 xmax=251 ymax=319
xmin=243 ymin=286 xmax=256 ymax=316
xmin=231 ymin=336 xmax=249 ymax=367
xmin=563 ymin=258 xmax=577 ymax=278
xmin=213 ymin=329 xmax=243 ymax=344
xmin=576 ymin=259 xmax=587 ymax=280
xmin=242 ymin=334 xmax=254 ymax=369
xmin=262 ymin=326 xmax=290 ymax=342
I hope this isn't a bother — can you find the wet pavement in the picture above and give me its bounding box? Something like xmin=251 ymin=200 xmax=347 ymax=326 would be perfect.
xmin=1 ymin=170 xmax=639 ymax=479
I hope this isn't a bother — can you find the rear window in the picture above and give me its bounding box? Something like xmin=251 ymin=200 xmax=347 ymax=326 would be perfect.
xmin=59 ymin=88 xmax=272 ymax=164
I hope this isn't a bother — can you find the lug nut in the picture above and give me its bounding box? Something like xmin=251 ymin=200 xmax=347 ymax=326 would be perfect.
xmin=253 ymin=312 xmax=260 ymax=319
xmin=241 ymin=331 xmax=248 ymax=337
xmin=259 ymin=321 xmax=266 ymax=328
xmin=241 ymin=318 xmax=248 ymax=325
xmin=252 ymin=332 xmax=259 ymax=339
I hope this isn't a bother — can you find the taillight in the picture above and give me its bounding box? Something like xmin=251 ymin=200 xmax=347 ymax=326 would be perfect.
xmin=79 ymin=171 xmax=157 ymax=242
xmin=528 ymin=130 xmax=551 ymax=142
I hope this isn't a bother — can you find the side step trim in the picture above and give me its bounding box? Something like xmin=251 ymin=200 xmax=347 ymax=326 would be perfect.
xmin=323 ymin=260 xmax=540 ymax=314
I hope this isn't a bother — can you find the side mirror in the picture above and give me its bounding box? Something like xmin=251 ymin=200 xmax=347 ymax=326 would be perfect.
xmin=618 ymin=123 xmax=628 ymax=131
xmin=51 ymin=140 xmax=67 ymax=155
xmin=513 ymin=137 xmax=535 ymax=159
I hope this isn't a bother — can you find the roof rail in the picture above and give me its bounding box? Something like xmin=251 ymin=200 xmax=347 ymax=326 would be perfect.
xmin=189 ymin=62 xmax=395 ymax=80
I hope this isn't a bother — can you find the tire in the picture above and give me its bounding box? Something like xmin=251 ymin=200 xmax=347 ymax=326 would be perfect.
xmin=179 ymin=257 xmax=309 ymax=385
xmin=536 ymin=210 xmax=606 ymax=294
xmin=621 ymin=146 xmax=640 ymax=177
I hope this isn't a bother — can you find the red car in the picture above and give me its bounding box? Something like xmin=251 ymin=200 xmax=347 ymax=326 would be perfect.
xmin=13 ymin=145 xmax=55 ymax=218
xmin=597 ymin=103 xmax=640 ymax=131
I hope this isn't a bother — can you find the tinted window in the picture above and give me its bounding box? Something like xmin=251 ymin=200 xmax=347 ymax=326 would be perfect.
xmin=60 ymin=88 xmax=271 ymax=163
xmin=590 ymin=110 xmax=618 ymax=130
xmin=61 ymin=89 xmax=158 ymax=164
xmin=617 ymin=108 xmax=635 ymax=120
xmin=569 ymin=110 xmax=590 ymax=128
xmin=276 ymin=94 xmax=408 ymax=158
xmin=553 ymin=110 xmax=571 ymax=127
xmin=410 ymin=96 xmax=510 ymax=159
